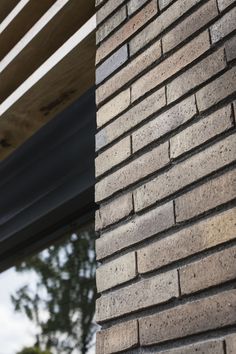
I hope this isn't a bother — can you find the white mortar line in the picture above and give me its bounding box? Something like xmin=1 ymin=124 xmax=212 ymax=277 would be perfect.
xmin=0 ymin=0 xmax=30 ymax=33
xmin=0 ymin=14 xmax=96 ymax=116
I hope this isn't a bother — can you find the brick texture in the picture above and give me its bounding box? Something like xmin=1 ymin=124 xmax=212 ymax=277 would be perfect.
xmin=95 ymin=0 xmax=236 ymax=352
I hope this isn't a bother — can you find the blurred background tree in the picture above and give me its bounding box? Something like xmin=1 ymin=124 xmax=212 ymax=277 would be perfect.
xmin=12 ymin=223 xmax=97 ymax=354
xmin=16 ymin=346 xmax=52 ymax=354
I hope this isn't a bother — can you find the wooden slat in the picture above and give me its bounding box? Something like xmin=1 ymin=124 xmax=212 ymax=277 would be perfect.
xmin=0 ymin=0 xmax=95 ymax=103
xmin=0 ymin=0 xmax=20 ymax=23
xmin=0 ymin=0 xmax=57 ymax=60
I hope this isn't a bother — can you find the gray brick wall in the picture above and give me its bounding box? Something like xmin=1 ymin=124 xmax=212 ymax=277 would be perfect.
xmin=95 ymin=0 xmax=236 ymax=352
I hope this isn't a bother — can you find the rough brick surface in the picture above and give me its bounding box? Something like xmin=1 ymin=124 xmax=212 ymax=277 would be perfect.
xmin=128 ymin=0 xmax=149 ymax=15
xmin=96 ymin=193 xmax=133 ymax=230
xmin=170 ymin=104 xmax=233 ymax=158
xmin=159 ymin=0 xmax=175 ymax=10
xmin=217 ymin=0 xmax=235 ymax=11
xmin=96 ymin=0 xmax=158 ymax=64
xmin=137 ymin=207 xmax=236 ymax=273
xmin=96 ymin=40 xmax=161 ymax=104
xmin=139 ymin=290 xmax=236 ymax=345
xmin=196 ymin=66 xmax=236 ymax=111
xmin=96 ymin=0 xmax=125 ymax=24
xmin=180 ymin=246 xmax=236 ymax=295
xmin=167 ymin=47 xmax=226 ymax=103
xmin=158 ymin=340 xmax=224 ymax=354
xmin=96 ymin=142 xmax=169 ymax=202
xmin=132 ymin=95 xmax=197 ymax=152
xmin=225 ymin=36 xmax=236 ymax=61
xmin=210 ymin=7 xmax=236 ymax=43
xmin=96 ymin=270 xmax=179 ymax=322
xmin=96 ymin=252 xmax=137 ymax=292
xmin=162 ymin=0 xmax=219 ymax=53
xmin=131 ymin=31 xmax=210 ymax=102
xmin=134 ymin=133 xmax=236 ymax=211
xmin=95 ymin=136 xmax=131 ymax=176
xmin=226 ymin=334 xmax=236 ymax=354
xmin=96 ymin=87 xmax=166 ymax=150
xmin=175 ymin=169 xmax=236 ymax=222
xmin=96 ymin=201 xmax=174 ymax=260
xmin=96 ymin=320 xmax=138 ymax=354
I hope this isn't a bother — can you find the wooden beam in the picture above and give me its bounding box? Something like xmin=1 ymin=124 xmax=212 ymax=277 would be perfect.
xmin=0 ymin=15 xmax=96 ymax=160
xmin=0 ymin=0 xmax=95 ymax=102
xmin=0 ymin=0 xmax=57 ymax=60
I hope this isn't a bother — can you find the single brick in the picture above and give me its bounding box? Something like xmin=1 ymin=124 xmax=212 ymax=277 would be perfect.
xmin=158 ymin=340 xmax=224 ymax=354
xmin=137 ymin=207 xmax=236 ymax=274
xmin=96 ymin=0 xmax=158 ymax=64
xmin=95 ymin=141 xmax=169 ymax=202
xmin=159 ymin=0 xmax=175 ymax=10
xmin=96 ymin=270 xmax=178 ymax=322
xmin=96 ymin=6 xmax=127 ymax=44
xmin=163 ymin=0 xmax=219 ymax=53
xmin=217 ymin=0 xmax=235 ymax=11
xmin=96 ymin=87 xmax=166 ymax=151
xmin=226 ymin=334 xmax=236 ymax=354
xmin=128 ymin=0 xmax=149 ymax=15
xmin=225 ymin=35 xmax=236 ymax=62
xmin=96 ymin=0 xmax=125 ymax=25
xmin=133 ymin=95 xmax=197 ymax=152
xmin=96 ymin=252 xmax=137 ymax=292
xmin=95 ymin=136 xmax=131 ymax=176
xmin=170 ymin=104 xmax=233 ymax=158
xmin=96 ymin=40 xmax=161 ymax=104
xmin=167 ymin=47 xmax=226 ymax=103
xmin=196 ymin=66 xmax=236 ymax=111
xmin=180 ymin=246 xmax=236 ymax=295
xmin=139 ymin=290 xmax=236 ymax=345
xmin=97 ymin=88 xmax=130 ymax=127
xmin=134 ymin=133 xmax=236 ymax=211
xmin=130 ymin=0 xmax=202 ymax=56
xmin=210 ymin=7 xmax=236 ymax=43
xmin=96 ymin=201 xmax=174 ymax=260
xmin=175 ymin=169 xmax=236 ymax=222
xmin=131 ymin=31 xmax=210 ymax=102
xmin=96 ymin=45 xmax=128 ymax=85
xmin=96 ymin=193 xmax=133 ymax=230
xmin=96 ymin=320 xmax=138 ymax=354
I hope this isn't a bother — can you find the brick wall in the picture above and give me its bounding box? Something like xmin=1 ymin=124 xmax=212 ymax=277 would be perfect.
xmin=95 ymin=0 xmax=236 ymax=353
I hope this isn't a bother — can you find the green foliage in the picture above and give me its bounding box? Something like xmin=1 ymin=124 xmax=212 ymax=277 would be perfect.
xmin=16 ymin=346 xmax=52 ymax=354
xmin=12 ymin=223 xmax=97 ymax=354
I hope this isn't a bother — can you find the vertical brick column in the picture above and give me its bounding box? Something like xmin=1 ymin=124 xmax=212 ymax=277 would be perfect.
xmin=95 ymin=0 xmax=236 ymax=353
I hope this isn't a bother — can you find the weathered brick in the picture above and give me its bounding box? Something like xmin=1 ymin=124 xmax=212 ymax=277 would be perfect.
xmin=96 ymin=40 xmax=161 ymax=104
xmin=163 ymin=0 xmax=219 ymax=53
xmin=196 ymin=66 xmax=236 ymax=111
xmin=96 ymin=0 xmax=125 ymax=24
xmin=217 ymin=0 xmax=235 ymax=11
xmin=96 ymin=201 xmax=174 ymax=260
xmin=210 ymin=7 xmax=236 ymax=43
xmin=175 ymin=169 xmax=236 ymax=222
xmin=130 ymin=0 xmax=202 ymax=56
xmin=170 ymin=104 xmax=233 ymax=158
xmin=96 ymin=0 xmax=158 ymax=64
xmin=96 ymin=141 xmax=169 ymax=202
xmin=167 ymin=47 xmax=226 ymax=103
xmin=180 ymin=246 xmax=236 ymax=295
xmin=96 ymin=193 xmax=133 ymax=230
xmin=139 ymin=290 xmax=236 ymax=345
xmin=96 ymin=45 xmax=128 ymax=85
xmin=97 ymin=88 xmax=130 ymax=127
xmin=226 ymin=334 xmax=236 ymax=354
xmin=96 ymin=6 xmax=127 ymax=44
xmin=159 ymin=0 xmax=175 ymax=10
xmin=158 ymin=340 xmax=224 ymax=354
xmin=96 ymin=320 xmax=138 ymax=354
xmin=137 ymin=207 xmax=236 ymax=274
xmin=96 ymin=270 xmax=178 ymax=322
xmin=96 ymin=87 xmax=166 ymax=150
xmin=134 ymin=133 xmax=236 ymax=211
xmin=96 ymin=0 xmax=105 ymax=7
xmin=95 ymin=136 xmax=131 ymax=176
xmin=96 ymin=252 xmax=137 ymax=292
xmin=132 ymin=95 xmax=197 ymax=152
xmin=131 ymin=31 xmax=210 ymax=102
xmin=225 ymin=35 xmax=236 ymax=62
xmin=128 ymin=0 xmax=149 ymax=15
